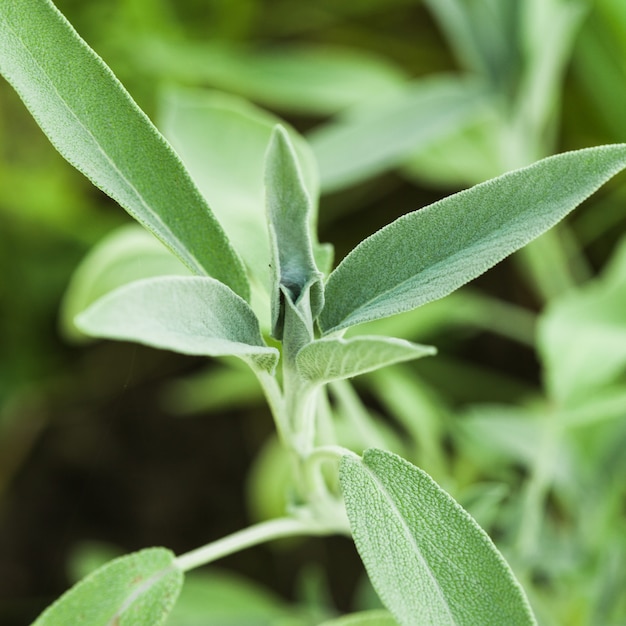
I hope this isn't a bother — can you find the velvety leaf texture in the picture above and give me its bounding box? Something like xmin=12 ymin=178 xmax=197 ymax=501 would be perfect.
xmin=320 ymin=144 xmax=626 ymax=334
xmin=31 ymin=548 xmax=182 ymax=626
xmin=0 ymin=0 xmax=248 ymax=299
xmin=61 ymin=225 xmax=192 ymax=342
xmin=340 ymin=449 xmax=536 ymax=626
xmin=76 ymin=277 xmax=278 ymax=372
xmin=265 ymin=125 xmax=323 ymax=336
xmin=296 ymin=336 xmax=435 ymax=384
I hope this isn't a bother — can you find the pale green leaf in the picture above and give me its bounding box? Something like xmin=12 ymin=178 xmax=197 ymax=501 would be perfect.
xmin=158 ymin=87 xmax=324 ymax=328
xmin=138 ymin=39 xmax=407 ymax=115
xmin=320 ymin=144 xmax=626 ymax=335
xmin=60 ymin=225 xmax=192 ymax=341
xmin=340 ymin=449 xmax=536 ymax=626
xmin=517 ymin=0 xmax=588 ymax=154
xmin=32 ymin=548 xmax=182 ymax=626
xmin=309 ymin=77 xmax=487 ymax=193
xmin=423 ymin=0 xmax=521 ymax=87
xmin=265 ymin=125 xmax=323 ymax=337
xmin=318 ymin=610 xmax=398 ymax=626
xmin=538 ymin=280 xmax=626 ymax=405
xmin=76 ymin=277 xmax=278 ymax=372
xmin=0 ymin=0 xmax=248 ymax=299
xmin=296 ymin=337 xmax=435 ymax=385
xmin=166 ymin=569 xmax=295 ymax=626
xmin=401 ymin=109 xmax=504 ymax=188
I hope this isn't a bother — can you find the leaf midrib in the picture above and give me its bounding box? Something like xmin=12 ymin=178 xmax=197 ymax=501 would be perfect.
xmin=105 ymin=563 xmax=177 ymax=626
xmin=361 ymin=459 xmax=458 ymax=626
xmin=2 ymin=8 xmax=205 ymax=275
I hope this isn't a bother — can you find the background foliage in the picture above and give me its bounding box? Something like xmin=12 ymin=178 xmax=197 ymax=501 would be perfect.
xmin=1 ymin=0 xmax=626 ymax=624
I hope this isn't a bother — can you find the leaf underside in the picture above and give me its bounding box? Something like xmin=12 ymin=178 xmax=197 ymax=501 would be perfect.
xmin=76 ymin=276 xmax=278 ymax=372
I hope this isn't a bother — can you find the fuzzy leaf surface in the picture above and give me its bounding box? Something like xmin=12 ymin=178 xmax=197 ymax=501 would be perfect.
xmin=76 ymin=277 xmax=278 ymax=372
xmin=296 ymin=336 xmax=435 ymax=385
xmin=320 ymin=144 xmax=626 ymax=334
xmin=0 ymin=0 xmax=248 ymax=299
xmin=61 ymin=225 xmax=192 ymax=341
xmin=265 ymin=125 xmax=323 ymax=337
xmin=31 ymin=548 xmax=182 ymax=626
xmin=340 ymin=449 xmax=536 ymax=625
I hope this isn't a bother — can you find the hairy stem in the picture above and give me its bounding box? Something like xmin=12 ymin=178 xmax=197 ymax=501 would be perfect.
xmin=175 ymin=517 xmax=338 ymax=573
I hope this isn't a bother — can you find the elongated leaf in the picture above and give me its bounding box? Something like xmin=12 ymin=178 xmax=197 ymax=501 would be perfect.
xmin=76 ymin=277 xmax=278 ymax=372
xmin=0 ymin=0 xmax=248 ymax=299
xmin=309 ymin=77 xmax=487 ymax=193
xmin=60 ymin=225 xmax=192 ymax=341
xmin=265 ymin=125 xmax=323 ymax=337
xmin=138 ymin=39 xmax=406 ymax=115
xmin=318 ymin=610 xmax=398 ymax=626
xmin=296 ymin=337 xmax=435 ymax=385
xmin=320 ymin=144 xmax=626 ymax=334
xmin=32 ymin=548 xmax=182 ymax=626
xmin=340 ymin=449 xmax=536 ymax=625
xmin=424 ymin=0 xmax=521 ymax=87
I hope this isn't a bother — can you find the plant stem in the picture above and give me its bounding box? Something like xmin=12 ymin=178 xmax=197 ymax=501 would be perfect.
xmin=174 ymin=517 xmax=335 ymax=573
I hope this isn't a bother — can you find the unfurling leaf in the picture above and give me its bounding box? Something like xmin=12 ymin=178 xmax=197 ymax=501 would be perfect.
xmin=265 ymin=125 xmax=324 ymax=338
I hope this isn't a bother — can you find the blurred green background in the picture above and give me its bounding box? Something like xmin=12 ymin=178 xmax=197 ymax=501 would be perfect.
xmin=1 ymin=0 xmax=626 ymax=624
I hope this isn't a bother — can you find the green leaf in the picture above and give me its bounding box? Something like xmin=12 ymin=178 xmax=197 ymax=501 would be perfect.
xmin=401 ymin=108 xmax=504 ymax=188
xmin=320 ymin=144 xmax=626 ymax=334
xmin=166 ymin=568 xmax=295 ymax=626
xmin=0 ymin=0 xmax=248 ymax=299
xmin=296 ymin=337 xmax=435 ymax=385
xmin=76 ymin=277 xmax=278 ymax=372
xmin=516 ymin=0 xmax=588 ymax=157
xmin=318 ymin=610 xmax=398 ymax=626
xmin=265 ymin=125 xmax=323 ymax=337
xmin=31 ymin=548 xmax=182 ymax=626
xmin=340 ymin=449 xmax=536 ymax=626
xmin=538 ymin=280 xmax=626 ymax=405
xmin=138 ymin=39 xmax=407 ymax=115
xmin=424 ymin=0 xmax=521 ymax=88
xmin=60 ymin=225 xmax=192 ymax=342
xmin=308 ymin=77 xmax=487 ymax=193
